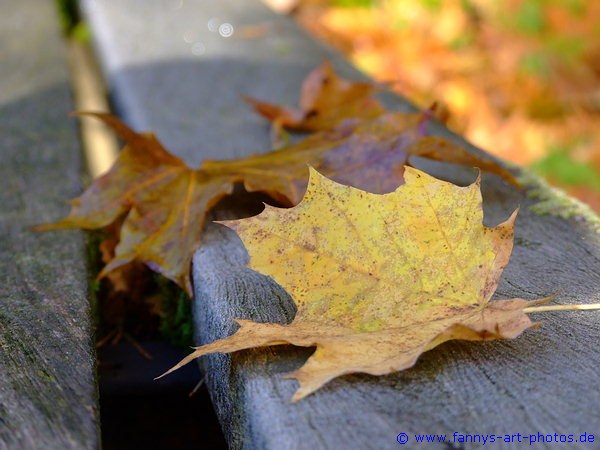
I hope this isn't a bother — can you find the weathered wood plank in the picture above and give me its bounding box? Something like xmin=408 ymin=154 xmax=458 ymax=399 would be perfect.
xmin=82 ymin=1 xmax=600 ymax=449
xmin=0 ymin=1 xmax=99 ymax=449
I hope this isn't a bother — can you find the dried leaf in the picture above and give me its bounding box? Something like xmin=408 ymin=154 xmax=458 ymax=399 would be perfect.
xmin=405 ymin=136 xmax=519 ymax=187
xmin=245 ymin=60 xmax=384 ymax=131
xmin=37 ymin=107 xmax=516 ymax=294
xmin=160 ymin=167 xmax=540 ymax=401
xmin=207 ymin=110 xmax=518 ymax=205
xmin=36 ymin=113 xmax=234 ymax=294
xmin=203 ymin=111 xmax=426 ymax=205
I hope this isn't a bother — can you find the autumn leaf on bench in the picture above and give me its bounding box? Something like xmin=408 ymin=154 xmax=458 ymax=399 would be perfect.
xmin=245 ymin=60 xmax=384 ymax=131
xmin=208 ymin=110 xmax=518 ymax=205
xmin=33 ymin=112 xmax=418 ymax=294
xmin=37 ymin=107 xmax=516 ymax=295
xmin=35 ymin=113 xmax=235 ymax=295
xmin=159 ymin=167 xmax=542 ymax=401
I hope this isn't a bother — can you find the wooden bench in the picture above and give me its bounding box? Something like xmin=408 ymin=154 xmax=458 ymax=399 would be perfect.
xmin=82 ymin=1 xmax=600 ymax=449
xmin=0 ymin=1 xmax=99 ymax=449
xmin=3 ymin=0 xmax=598 ymax=448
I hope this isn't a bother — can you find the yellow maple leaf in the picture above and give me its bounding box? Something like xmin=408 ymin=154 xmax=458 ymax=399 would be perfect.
xmin=159 ymin=167 xmax=543 ymax=401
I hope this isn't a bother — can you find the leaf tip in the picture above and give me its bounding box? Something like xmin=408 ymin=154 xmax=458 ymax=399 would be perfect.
xmin=31 ymin=223 xmax=53 ymax=232
xmin=284 ymin=372 xmax=311 ymax=403
xmin=402 ymin=165 xmax=429 ymax=184
xmin=305 ymin=165 xmax=325 ymax=192
xmin=155 ymin=347 xmax=203 ymax=381
xmin=242 ymin=95 xmax=259 ymax=106
xmin=505 ymin=207 xmax=520 ymax=227
xmin=473 ymin=169 xmax=482 ymax=187
xmin=306 ymin=164 xmax=321 ymax=180
xmin=32 ymin=219 xmax=72 ymax=232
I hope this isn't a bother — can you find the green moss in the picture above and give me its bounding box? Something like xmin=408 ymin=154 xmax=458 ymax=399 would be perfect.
xmin=533 ymin=149 xmax=600 ymax=191
xmin=155 ymin=276 xmax=194 ymax=347
xmin=38 ymin=369 xmax=56 ymax=382
xmin=71 ymin=22 xmax=91 ymax=43
xmin=55 ymin=0 xmax=79 ymax=35
xmin=85 ymin=230 xmax=107 ymax=329
xmin=84 ymin=226 xmax=194 ymax=345
xmin=332 ymin=0 xmax=375 ymax=7
xmin=516 ymin=169 xmax=600 ymax=234
xmin=55 ymin=0 xmax=90 ymax=42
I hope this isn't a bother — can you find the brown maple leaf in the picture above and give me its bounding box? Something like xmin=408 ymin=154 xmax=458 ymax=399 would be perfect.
xmin=159 ymin=167 xmax=543 ymax=401
xmin=245 ymin=60 xmax=384 ymax=131
xmin=37 ymin=107 xmax=516 ymax=294
xmin=36 ymin=113 xmax=234 ymax=294
xmin=206 ymin=110 xmax=518 ymax=205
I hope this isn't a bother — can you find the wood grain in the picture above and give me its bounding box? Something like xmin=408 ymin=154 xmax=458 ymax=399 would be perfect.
xmin=82 ymin=0 xmax=600 ymax=448
xmin=0 ymin=1 xmax=99 ymax=449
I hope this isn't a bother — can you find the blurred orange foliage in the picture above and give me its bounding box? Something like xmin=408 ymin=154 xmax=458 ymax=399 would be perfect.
xmin=269 ymin=0 xmax=600 ymax=209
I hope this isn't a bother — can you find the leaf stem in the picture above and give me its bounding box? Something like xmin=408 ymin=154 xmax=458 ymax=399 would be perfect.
xmin=523 ymin=303 xmax=600 ymax=314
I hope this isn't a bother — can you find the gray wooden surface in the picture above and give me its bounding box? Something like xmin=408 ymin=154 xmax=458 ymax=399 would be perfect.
xmin=0 ymin=1 xmax=100 ymax=449
xmin=82 ymin=1 xmax=600 ymax=449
